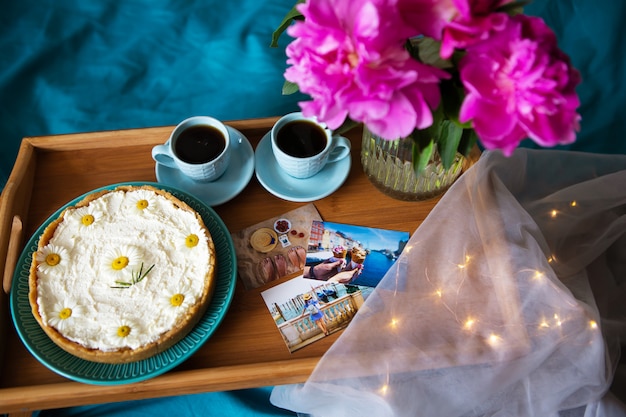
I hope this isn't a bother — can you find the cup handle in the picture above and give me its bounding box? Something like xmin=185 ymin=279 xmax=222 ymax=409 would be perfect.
xmin=151 ymin=144 xmax=178 ymax=168
xmin=327 ymin=136 xmax=351 ymax=163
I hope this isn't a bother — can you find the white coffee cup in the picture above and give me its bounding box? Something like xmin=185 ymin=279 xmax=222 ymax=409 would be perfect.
xmin=271 ymin=112 xmax=351 ymax=179
xmin=152 ymin=116 xmax=231 ymax=182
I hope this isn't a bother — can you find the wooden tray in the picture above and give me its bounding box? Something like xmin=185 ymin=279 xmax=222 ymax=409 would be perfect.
xmin=0 ymin=117 xmax=478 ymax=414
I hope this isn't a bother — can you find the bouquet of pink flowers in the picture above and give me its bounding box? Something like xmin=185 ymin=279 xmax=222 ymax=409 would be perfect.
xmin=272 ymin=0 xmax=581 ymax=171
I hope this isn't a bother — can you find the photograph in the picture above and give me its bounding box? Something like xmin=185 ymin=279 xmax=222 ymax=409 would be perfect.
xmin=304 ymin=220 xmax=410 ymax=299
xmin=231 ymin=204 xmax=322 ymax=290
xmin=261 ymin=275 xmax=362 ymax=352
xmin=261 ymin=221 xmax=409 ymax=352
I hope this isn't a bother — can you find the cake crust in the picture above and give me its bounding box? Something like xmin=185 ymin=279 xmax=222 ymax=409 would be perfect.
xmin=28 ymin=185 xmax=216 ymax=364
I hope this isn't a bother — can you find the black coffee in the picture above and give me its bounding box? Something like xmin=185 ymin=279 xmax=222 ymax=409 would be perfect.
xmin=276 ymin=120 xmax=327 ymax=158
xmin=174 ymin=125 xmax=226 ymax=164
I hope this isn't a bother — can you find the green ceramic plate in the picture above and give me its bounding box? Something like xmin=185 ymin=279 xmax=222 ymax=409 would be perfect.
xmin=10 ymin=182 xmax=237 ymax=385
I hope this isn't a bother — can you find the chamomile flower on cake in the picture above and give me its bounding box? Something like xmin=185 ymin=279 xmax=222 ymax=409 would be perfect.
xmin=177 ymin=223 xmax=207 ymax=252
xmin=126 ymin=189 xmax=157 ymax=216
xmin=66 ymin=205 xmax=104 ymax=228
xmin=102 ymin=245 xmax=143 ymax=280
xmin=160 ymin=281 xmax=194 ymax=311
xmin=47 ymin=298 xmax=84 ymax=332
xmin=106 ymin=316 xmax=142 ymax=349
xmin=35 ymin=244 xmax=69 ymax=275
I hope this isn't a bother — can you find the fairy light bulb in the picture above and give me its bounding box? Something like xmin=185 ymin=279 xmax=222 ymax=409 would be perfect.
xmin=551 ymin=209 xmax=558 ymax=218
xmin=379 ymin=372 xmax=391 ymax=396
xmin=487 ymin=333 xmax=502 ymax=347
xmin=589 ymin=320 xmax=598 ymax=330
xmin=570 ymin=200 xmax=577 ymax=207
xmin=533 ymin=271 xmax=545 ymax=281
xmin=389 ymin=318 xmax=400 ymax=329
xmin=435 ymin=289 xmax=443 ymax=298
xmin=457 ymin=254 xmax=471 ymax=269
xmin=463 ymin=318 xmax=476 ymax=331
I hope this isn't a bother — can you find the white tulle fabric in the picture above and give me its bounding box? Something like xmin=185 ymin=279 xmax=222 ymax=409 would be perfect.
xmin=271 ymin=149 xmax=626 ymax=417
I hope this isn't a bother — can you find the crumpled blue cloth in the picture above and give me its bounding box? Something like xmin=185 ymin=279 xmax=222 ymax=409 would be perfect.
xmin=1 ymin=1 xmax=626 ymax=191
xmin=0 ymin=0 xmax=304 ymax=190
xmin=33 ymin=387 xmax=295 ymax=417
xmin=523 ymin=0 xmax=626 ymax=156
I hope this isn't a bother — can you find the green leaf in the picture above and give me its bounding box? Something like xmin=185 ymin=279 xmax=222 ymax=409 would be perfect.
xmin=497 ymin=1 xmax=530 ymax=15
xmin=333 ymin=118 xmax=360 ymax=136
xmin=411 ymin=126 xmax=434 ymax=152
xmin=411 ymin=37 xmax=453 ymax=69
xmin=439 ymin=79 xmax=463 ymax=121
xmin=458 ymin=128 xmax=478 ymax=157
xmin=411 ymin=127 xmax=437 ymax=174
xmin=282 ymin=80 xmax=300 ymax=95
xmin=437 ymin=120 xmax=463 ymax=169
xmin=413 ymin=139 xmax=435 ymax=175
xmin=404 ymin=38 xmax=421 ymax=62
xmin=427 ymin=104 xmax=446 ymax=136
xmin=270 ymin=2 xmax=305 ymax=47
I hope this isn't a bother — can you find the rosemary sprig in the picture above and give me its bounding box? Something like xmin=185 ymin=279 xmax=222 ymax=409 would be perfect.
xmin=110 ymin=262 xmax=155 ymax=289
xmin=132 ymin=262 xmax=155 ymax=284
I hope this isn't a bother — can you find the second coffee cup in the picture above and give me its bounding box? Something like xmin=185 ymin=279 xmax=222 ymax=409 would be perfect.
xmin=152 ymin=116 xmax=231 ymax=182
xmin=271 ymin=112 xmax=351 ymax=179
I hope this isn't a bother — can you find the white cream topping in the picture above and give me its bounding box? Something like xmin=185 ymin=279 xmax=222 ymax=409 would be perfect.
xmin=35 ymin=189 xmax=211 ymax=351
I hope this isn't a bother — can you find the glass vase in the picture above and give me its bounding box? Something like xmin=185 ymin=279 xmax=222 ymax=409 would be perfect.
xmin=360 ymin=126 xmax=466 ymax=201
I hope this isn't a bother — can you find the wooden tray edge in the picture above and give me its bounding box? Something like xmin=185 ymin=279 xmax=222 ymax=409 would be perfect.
xmin=0 ymin=357 xmax=316 ymax=414
xmin=20 ymin=117 xmax=279 ymax=152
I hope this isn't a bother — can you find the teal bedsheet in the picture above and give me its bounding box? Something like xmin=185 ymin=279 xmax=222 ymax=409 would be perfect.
xmin=1 ymin=0 xmax=626 ymax=191
xmin=0 ymin=0 xmax=303 ymax=191
xmin=524 ymin=1 xmax=626 ymax=155
xmin=1 ymin=0 xmax=625 ymax=416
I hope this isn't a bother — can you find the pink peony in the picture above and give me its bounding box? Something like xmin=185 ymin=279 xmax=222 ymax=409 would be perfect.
xmin=397 ymin=0 xmax=457 ymax=40
xmin=439 ymin=0 xmax=512 ymax=58
xmin=284 ymin=0 xmax=449 ymax=140
xmin=458 ymin=15 xmax=581 ymax=156
xmin=398 ymin=0 xmax=512 ymax=58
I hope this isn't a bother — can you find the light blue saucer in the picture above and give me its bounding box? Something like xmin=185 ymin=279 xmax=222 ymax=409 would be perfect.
xmin=255 ymin=132 xmax=352 ymax=202
xmin=156 ymin=126 xmax=254 ymax=206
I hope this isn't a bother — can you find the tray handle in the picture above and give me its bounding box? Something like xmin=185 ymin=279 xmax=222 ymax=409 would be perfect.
xmin=3 ymin=215 xmax=23 ymax=294
xmin=0 ymin=139 xmax=36 ymax=294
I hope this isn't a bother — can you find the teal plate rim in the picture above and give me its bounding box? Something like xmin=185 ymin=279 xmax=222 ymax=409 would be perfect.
xmin=9 ymin=181 xmax=237 ymax=385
